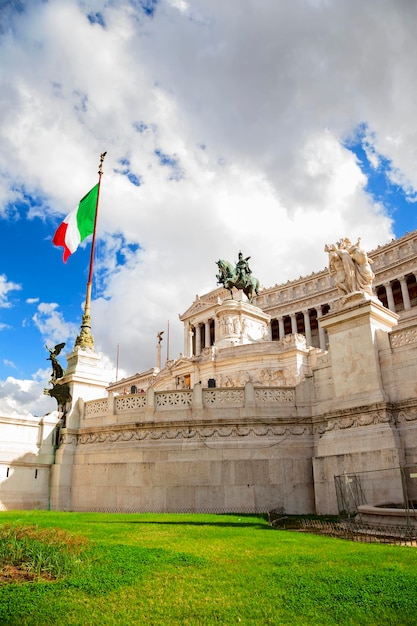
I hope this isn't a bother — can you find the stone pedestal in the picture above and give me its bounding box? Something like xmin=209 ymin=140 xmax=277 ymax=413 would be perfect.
xmin=60 ymin=346 xmax=109 ymax=429
xmin=215 ymin=299 xmax=271 ymax=349
xmin=50 ymin=346 xmax=109 ymax=510
xmin=319 ymin=293 xmax=398 ymax=409
xmin=50 ymin=430 xmax=78 ymax=511
xmin=313 ymin=293 xmax=402 ymax=514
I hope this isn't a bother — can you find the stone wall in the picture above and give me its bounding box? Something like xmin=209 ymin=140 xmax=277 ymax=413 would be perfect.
xmin=63 ymin=383 xmax=315 ymax=514
xmin=3 ymin=231 xmax=417 ymax=515
xmin=58 ymin=306 xmax=417 ymax=515
xmin=0 ymin=413 xmax=59 ymax=510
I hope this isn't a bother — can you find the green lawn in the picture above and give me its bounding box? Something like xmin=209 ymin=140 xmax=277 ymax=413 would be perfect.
xmin=0 ymin=511 xmax=416 ymax=625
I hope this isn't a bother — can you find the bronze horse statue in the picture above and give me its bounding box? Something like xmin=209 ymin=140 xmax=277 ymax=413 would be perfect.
xmin=216 ymin=259 xmax=260 ymax=303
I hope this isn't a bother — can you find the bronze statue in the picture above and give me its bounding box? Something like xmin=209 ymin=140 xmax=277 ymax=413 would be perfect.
xmin=236 ymin=252 xmax=252 ymax=283
xmin=45 ymin=343 xmax=71 ymax=415
xmin=216 ymin=253 xmax=260 ymax=303
xmin=46 ymin=342 xmax=66 ymax=381
xmin=45 ymin=381 xmax=72 ymax=409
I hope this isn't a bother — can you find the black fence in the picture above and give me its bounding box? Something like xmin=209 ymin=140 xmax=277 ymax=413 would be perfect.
xmin=268 ymin=514 xmax=417 ymax=545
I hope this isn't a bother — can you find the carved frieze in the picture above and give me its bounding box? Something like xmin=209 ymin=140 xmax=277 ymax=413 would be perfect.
xmin=77 ymin=421 xmax=313 ymax=446
xmin=390 ymin=328 xmax=417 ymax=348
xmin=396 ymin=407 xmax=417 ymax=423
xmin=59 ymin=432 xmax=78 ymax=445
xmin=313 ymin=407 xmax=395 ymax=435
xmin=257 ymin=370 xmax=287 ymax=386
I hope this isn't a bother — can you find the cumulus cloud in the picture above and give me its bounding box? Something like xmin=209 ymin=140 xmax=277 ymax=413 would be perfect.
xmin=32 ymin=302 xmax=79 ymax=348
xmin=0 ymin=274 xmax=21 ymax=308
xmin=1 ymin=0 xmax=416 ymax=408
xmin=0 ymin=372 xmax=56 ymax=417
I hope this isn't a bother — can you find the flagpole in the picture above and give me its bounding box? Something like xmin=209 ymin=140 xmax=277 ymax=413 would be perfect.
xmin=75 ymin=151 xmax=106 ymax=350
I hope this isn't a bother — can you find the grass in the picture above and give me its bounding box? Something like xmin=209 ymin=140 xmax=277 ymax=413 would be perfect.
xmin=0 ymin=511 xmax=415 ymax=625
xmin=0 ymin=523 xmax=90 ymax=583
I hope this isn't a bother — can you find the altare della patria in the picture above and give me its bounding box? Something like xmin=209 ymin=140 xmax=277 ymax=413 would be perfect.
xmin=2 ymin=232 xmax=417 ymax=527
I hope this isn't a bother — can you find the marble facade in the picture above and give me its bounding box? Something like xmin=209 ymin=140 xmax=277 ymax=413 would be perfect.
xmin=2 ymin=230 xmax=417 ymax=514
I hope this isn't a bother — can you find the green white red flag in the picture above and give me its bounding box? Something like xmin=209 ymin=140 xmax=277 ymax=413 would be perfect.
xmin=52 ymin=184 xmax=99 ymax=262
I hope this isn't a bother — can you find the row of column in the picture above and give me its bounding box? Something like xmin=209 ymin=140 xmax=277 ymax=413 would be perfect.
xmin=187 ymin=309 xmax=329 ymax=355
xmin=380 ymin=278 xmax=412 ymax=312
xmin=185 ymin=321 xmax=214 ymax=358
xmin=275 ymin=307 xmax=327 ymax=351
xmin=275 ymin=275 xmax=416 ymax=350
xmin=185 ymin=275 xmax=416 ymax=357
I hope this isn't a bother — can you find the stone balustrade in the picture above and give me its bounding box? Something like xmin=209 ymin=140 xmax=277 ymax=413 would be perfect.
xmin=83 ymin=383 xmax=296 ymax=421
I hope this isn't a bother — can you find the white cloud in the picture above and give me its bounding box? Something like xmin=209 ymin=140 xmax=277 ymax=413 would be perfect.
xmin=32 ymin=302 xmax=79 ymax=348
xmin=2 ymin=359 xmax=16 ymax=369
xmin=2 ymin=0 xmax=417 ymax=408
xmin=0 ymin=373 xmax=56 ymax=418
xmin=0 ymin=274 xmax=21 ymax=308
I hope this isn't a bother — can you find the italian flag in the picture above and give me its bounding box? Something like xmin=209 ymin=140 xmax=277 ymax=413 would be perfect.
xmin=52 ymin=184 xmax=99 ymax=262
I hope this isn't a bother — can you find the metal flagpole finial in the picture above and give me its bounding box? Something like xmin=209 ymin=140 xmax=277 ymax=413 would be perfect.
xmin=98 ymin=151 xmax=107 ymax=175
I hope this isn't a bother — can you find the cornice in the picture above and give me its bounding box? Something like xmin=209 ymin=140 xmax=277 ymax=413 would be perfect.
xmin=75 ymin=417 xmax=313 ymax=445
xmin=65 ymin=398 xmax=417 ymax=447
xmin=395 ymin=400 xmax=417 ymax=423
xmin=0 ymin=461 xmax=52 ymax=468
xmin=312 ymin=403 xmax=395 ymax=434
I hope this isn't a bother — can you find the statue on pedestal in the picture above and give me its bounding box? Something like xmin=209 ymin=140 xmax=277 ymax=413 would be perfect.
xmin=44 ymin=343 xmax=71 ymax=416
xmin=216 ymin=251 xmax=260 ymax=303
xmin=325 ymin=237 xmax=375 ymax=296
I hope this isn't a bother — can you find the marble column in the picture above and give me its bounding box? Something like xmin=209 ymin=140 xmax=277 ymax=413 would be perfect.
xmin=290 ymin=313 xmax=297 ymax=335
xmin=384 ymin=282 xmax=396 ymax=312
xmin=183 ymin=324 xmax=189 ymax=356
xmin=278 ymin=317 xmax=285 ymax=339
xmin=188 ymin=324 xmax=194 ymax=357
xmin=317 ymin=308 xmax=327 ymax=351
xmin=303 ymin=310 xmax=312 ymax=347
xmin=399 ymin=277 xmax=411 ymax=310
xmin=196 ymin=323 xmax=201 ymax=355
xmin=205 ymin=321 xmax=211 ymax=347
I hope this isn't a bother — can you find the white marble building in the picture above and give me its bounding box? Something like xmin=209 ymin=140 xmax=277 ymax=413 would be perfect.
xmin=2 ymin=231 xmax=417 ymax=515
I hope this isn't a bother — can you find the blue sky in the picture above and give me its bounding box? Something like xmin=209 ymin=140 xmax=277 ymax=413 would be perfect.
xmin=346 ymin=125 xmax=417 ymax=237
xmin=1 ymin=0 xmax=417 ymax=416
